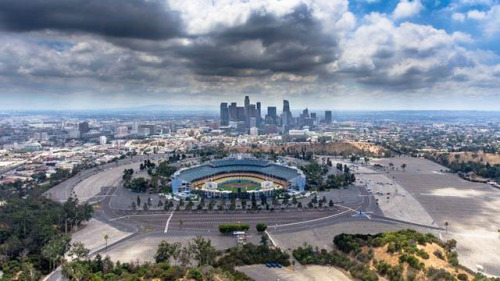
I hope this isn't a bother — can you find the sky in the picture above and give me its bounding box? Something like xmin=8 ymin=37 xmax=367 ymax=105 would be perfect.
xmin=0 ymin=0 xmax=499 ymax=111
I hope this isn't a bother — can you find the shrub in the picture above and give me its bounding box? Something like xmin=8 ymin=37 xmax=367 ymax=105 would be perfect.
xmin=457 ymin=273 xmax=468 ymax=281
xmin=416 ymin=249 xmax=430 ymax=259
xmin=256 ymin=223 xmax=267 ymax=233
xmin=218 ymin=223 xmax=250 ymax=234
xmin=434 ymin=250 xmax=445 ymax=260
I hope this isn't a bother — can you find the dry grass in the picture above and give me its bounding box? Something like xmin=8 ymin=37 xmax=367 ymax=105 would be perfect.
xmin=448 ymin=151 xmax=500 ymax=165
xmin=227 ymin=142 xmax=388 ymax=157
xmin=370 ymin=243 xmax=474 ymax=281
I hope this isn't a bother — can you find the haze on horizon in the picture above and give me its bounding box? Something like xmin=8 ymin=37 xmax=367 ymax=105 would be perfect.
xmin=0 ymin=0 xmax=499 ymax=111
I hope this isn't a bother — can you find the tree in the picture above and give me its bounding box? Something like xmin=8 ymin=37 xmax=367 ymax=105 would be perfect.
xmin=188 ymin=236 xmax=217 ymax=266
xmin=256 ymin=223 xmax=267 ymax=233
xmin=68 ymin=241 xmax=90 ymax=261
xmin=155 ymin=241 xmax=181 ymax=263
xmin=41 ymin=235 xmax=71 ymax=271
xmin=444 ymin=221 xmax=449 ymax=232
xmin=136 ymin=195 xmax=141 ymax=207
xmin=329 ymin=200 xmax=334 ymax=208
xmin=401 ymin=163 xmax=407 ymax=171
xmin=104 ymin=234 xmax=109 ymax=251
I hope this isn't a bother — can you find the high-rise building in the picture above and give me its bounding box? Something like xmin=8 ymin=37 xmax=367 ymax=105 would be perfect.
xmin=79 ymin=121 xmax=90 ymax=135
xmin=311 ymin=112 xmax=317 ymax=119
xmin=302 ymin=108 xmax=309 ymax=118
xmin=282 ymin=100 xmax=292 ymax=132
xmin=237 ymin=107 xmax=246 ymax=121
xmin=244 ymin=96 xmax=250 ymax=125
xmin=325 ymin=110 xmax=332 ymax=124
xmin=229 ymin=102 xmax=237 ymax=121
xmin=266 ymin=106 xmax=277 ymax=125
xmin=220 ymin=102 xmax=229 ymax=126
xmin=256 ymin=102 xmax=262 ymax=126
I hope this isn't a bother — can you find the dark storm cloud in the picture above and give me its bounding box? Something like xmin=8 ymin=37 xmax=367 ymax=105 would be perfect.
xmin=0 ymin=0 xmax=182 ymax=39
xmin=173 ymin=4 xmax=338 ymax=77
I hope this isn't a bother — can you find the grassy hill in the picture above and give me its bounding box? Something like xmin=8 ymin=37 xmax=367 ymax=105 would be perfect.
xmin=293 ymin=229 xmax=499 ymax=281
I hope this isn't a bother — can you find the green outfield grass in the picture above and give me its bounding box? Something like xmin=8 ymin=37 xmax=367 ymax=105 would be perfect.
xmin=218 ymin=180 xmax=260 ymax=192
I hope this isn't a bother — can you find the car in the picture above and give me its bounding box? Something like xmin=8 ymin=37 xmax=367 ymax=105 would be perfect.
xmin=265 ymin=263 xmax=272 ymax=268
xmin=275 ymin=263 xmax=282 ymax=268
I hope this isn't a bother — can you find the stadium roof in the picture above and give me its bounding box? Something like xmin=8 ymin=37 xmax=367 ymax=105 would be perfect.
xmin=175 ymin=158 xmax=302 ymax=182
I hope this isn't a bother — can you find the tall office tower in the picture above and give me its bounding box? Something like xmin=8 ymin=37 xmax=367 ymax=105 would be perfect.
xmin=249 ymin=104 xmax=257 ymax=118
xmin=283 ymin=100 xmax=290 ymax=115
xmin=302 ymin=108 xmax=309 ymax=118
xmin=282 ymin=100 xmax=292 ymax=131
xmin=78 ymin=121 xmax=90 ymax=135
xmin=237 ymin=106 xmax=246 ymax=121
xmin=244 ymin=96 xmax=250 ymax=124
xmin=229 ymin=102 xmax=237 ymax=121
xmin=266 ymin=106 xmax=277 ymax=125
xmin=256 ymin=102 xmax=262 ymax=126
xmin=220 ymin=102 xmax=229 ymax=126
xmin=311 ymin=112 xmax=317 ymax=119
xmin=325 ymin=110 xmax=332 ymax=124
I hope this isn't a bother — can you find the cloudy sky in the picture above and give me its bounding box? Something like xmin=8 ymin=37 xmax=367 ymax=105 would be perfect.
xmin=0 ymin=0 xmax=499 ymax=110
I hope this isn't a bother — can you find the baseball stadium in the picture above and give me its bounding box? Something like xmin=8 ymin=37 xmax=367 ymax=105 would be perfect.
xmin=171 ymin=156 xmax=306 ymax=198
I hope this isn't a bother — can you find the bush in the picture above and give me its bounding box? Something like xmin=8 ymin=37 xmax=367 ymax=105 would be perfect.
xmin=218 ymin=223 xmax=250 ymax=234
xmin=256 ymin=223 xmax=267 ymax=233
xmin=416 ymin=249 xmax=430 ymax=259
xmin=457 ymin=273 xmax=468 ymax=281
xmin=433 ymin=250 xmax=445 ymax=260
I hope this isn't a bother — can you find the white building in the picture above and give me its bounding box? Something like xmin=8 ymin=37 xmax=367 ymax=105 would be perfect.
xmin=99 ymin=136 xmax=107 ymax=145
xmin=250 ymin=127 xmax=258 ymax=136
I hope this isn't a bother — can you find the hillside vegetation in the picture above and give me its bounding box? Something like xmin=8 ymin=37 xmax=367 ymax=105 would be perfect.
xmin=293 ymin=229 xmax=499 ymax=281
xmin=229 ymin=141 xmax=390 ymax=157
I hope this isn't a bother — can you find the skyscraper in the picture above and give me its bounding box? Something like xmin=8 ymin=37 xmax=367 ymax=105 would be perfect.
xmin=266 ymin=106 xmax=277 ymax=125
xmin=325 ymin=110 xmax=332 ymax=124
xmin=244 ymin=96 xmax=250 ymax=126
xmin=220 ymin=102 xmax=229 ymax=126
xmin=78 ymin=121 xmax=90 ymax=135
xmin=229 ymin=102 xmax=237 ymax=121
xmin=256 ymin=102 xmax=261 ymax=126
xmin=282 ymin=100 xmax=292 ymax=132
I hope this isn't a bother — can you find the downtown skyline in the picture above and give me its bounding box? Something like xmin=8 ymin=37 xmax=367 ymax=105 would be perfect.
xmin=0 ymin=0 xmax=499 ymax=110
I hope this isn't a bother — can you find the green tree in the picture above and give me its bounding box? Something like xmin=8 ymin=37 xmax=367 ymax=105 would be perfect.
xmin=41 ymin=235 xmax=71 ymax=271
xmin=188 ymin=236 xmax=217 ymax=266
xmin=256 ymin=223 xmax=267 ymax=233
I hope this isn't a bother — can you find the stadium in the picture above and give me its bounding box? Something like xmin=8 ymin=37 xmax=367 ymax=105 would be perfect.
xmin=171 ymin=156 xmax=306 ymax=198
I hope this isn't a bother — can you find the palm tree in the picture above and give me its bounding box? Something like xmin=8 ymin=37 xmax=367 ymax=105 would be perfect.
xmin=104 ymin=234 xmax=109 ymax=251
xmin=179 ymin=219 xmax=183 ymax=229
xmin=444 ymin=222 xmax=449 ymax=232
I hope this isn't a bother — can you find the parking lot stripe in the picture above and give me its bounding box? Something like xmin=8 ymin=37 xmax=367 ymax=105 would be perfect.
xmin=164 ymin=211 xmax=175 ymax=233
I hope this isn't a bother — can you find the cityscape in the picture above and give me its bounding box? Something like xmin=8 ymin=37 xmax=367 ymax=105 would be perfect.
xmin=0 ymin=0 xmax=499 ymax=281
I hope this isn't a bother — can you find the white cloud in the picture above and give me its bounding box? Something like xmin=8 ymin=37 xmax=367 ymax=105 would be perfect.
xmin=452 ymin=12 xmax=465 ymax=22
xmin=393 ymin=0 xmax=424 ymax=20
xmin=168 ymin=0 xmax=350 ymax=35
xmin=467 ymin=10 xmax=486 ymax=20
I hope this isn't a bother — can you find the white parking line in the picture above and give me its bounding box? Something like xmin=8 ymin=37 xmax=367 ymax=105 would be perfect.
xmin=265 ymin=230 xmax=278 ymax=247
xmin=275 ymin=208 xmax=354 ymax=228
xmin=164 ymin=211 xmax=175 ymax=233
xmin=108 ymin=213 xmax=168 ymax=221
